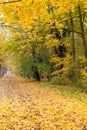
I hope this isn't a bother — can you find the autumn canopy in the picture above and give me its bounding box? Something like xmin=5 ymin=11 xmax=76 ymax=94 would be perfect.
xmin=0 ymin=0 xmax=87 ymax=85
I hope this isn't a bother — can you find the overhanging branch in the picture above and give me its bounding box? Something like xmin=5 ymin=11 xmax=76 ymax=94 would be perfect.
xmin=0 ymin=0 xmax=22 ymax=4
xmin=65 ymin=28 xmax=82 ymax=35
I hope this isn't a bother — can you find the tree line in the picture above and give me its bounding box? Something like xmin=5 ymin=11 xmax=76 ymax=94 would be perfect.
xmin=1 ymin=0 xmax=87 ymax=87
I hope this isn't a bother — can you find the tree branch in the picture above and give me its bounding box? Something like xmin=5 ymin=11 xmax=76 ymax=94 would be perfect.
xmin=33 ymin=18 xmax=82 ymax=35
xmin=64 ymin=28 xmax=82 ymax=35
xmin=0 ymin=0 xmax=22 ymax=4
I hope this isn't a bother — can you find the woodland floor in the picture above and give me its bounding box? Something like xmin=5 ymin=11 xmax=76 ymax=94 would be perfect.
xmin=0 ymin=73 xmax=87 ymax=130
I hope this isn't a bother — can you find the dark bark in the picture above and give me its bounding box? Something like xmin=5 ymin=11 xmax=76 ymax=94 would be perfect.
xmin=32 ymin=42 xmax=36 ymax=58
xmin=33 ymin=70 xmax=40 ymax=81
xmin=78 ymin=5 xmax=87 ymax=59
xmin=31 ymin=46 xmax=41 ymax=81
xmin=70 ymin=12 xmax=75 ymax=61
xmin=58 ymin=44 xmax=66 ymax=58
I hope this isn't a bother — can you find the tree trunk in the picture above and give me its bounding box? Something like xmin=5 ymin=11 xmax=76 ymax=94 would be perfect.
xmin=78 ymin=6 xmax=87 ymax=59
xmin=70 ymin=12 xmax=75 ymax=61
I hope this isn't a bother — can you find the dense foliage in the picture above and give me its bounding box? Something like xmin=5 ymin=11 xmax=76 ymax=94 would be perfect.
xmin=0 ymin=0 xmax=87 ymax=87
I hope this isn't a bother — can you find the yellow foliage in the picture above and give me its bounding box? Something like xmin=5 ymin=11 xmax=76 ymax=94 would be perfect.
xmin=51 ymin=54 xmax=71 ymax=76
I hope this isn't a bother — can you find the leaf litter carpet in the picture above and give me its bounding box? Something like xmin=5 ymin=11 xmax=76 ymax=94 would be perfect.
xmin=0 ymin=73 xmax=87 ymax=130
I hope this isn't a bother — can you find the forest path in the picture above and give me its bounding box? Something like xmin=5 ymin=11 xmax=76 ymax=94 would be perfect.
xmin=0 ymin=73 xmax=87 ymax=130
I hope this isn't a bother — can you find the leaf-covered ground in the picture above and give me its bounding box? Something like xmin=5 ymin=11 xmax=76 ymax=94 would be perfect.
xmin=0 ymin=73 xmax=87 ymax=130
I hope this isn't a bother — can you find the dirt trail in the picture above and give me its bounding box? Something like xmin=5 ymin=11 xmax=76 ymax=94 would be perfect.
xmin=0 ymin=73 xmax=87 ymax=130
xmin=0 ymin=72 xmax=50 ymax=99
xmin=0 ymin=72 xmax=25 ymax=98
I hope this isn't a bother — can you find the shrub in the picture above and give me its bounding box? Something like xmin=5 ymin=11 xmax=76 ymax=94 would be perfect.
xmin=50 ymin=76 xmax=72 ymax=86
xmin=73 ymin=76 xmax=87 ymax=89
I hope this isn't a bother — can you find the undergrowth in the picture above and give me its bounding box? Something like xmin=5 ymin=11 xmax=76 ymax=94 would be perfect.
xmin=37 ymin=82 xmax=87 ymax=104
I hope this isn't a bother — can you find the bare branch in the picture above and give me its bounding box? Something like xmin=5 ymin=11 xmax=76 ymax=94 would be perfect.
xmin=0 ymin=0 xmax=22 ymax=4
xmin=64 ymin=28 xmax=82 ymax=35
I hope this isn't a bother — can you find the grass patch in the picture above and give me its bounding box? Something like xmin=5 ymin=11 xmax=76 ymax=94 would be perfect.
xmin=37 ymin=82 xmax=87 ymax=103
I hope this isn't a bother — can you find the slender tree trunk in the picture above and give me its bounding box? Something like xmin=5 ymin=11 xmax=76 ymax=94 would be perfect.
xmin=31 ymin=43 xmax=41 ymax=81
xmin=65 ymin=20 xmax=71 ymax=37
xmin=32 ymin=43 xmax=36 ymax=58
xmin=70 ymin=13 xmax=75 ymax=61
xmin=78 ymin=6 xmax=87 ymax=59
